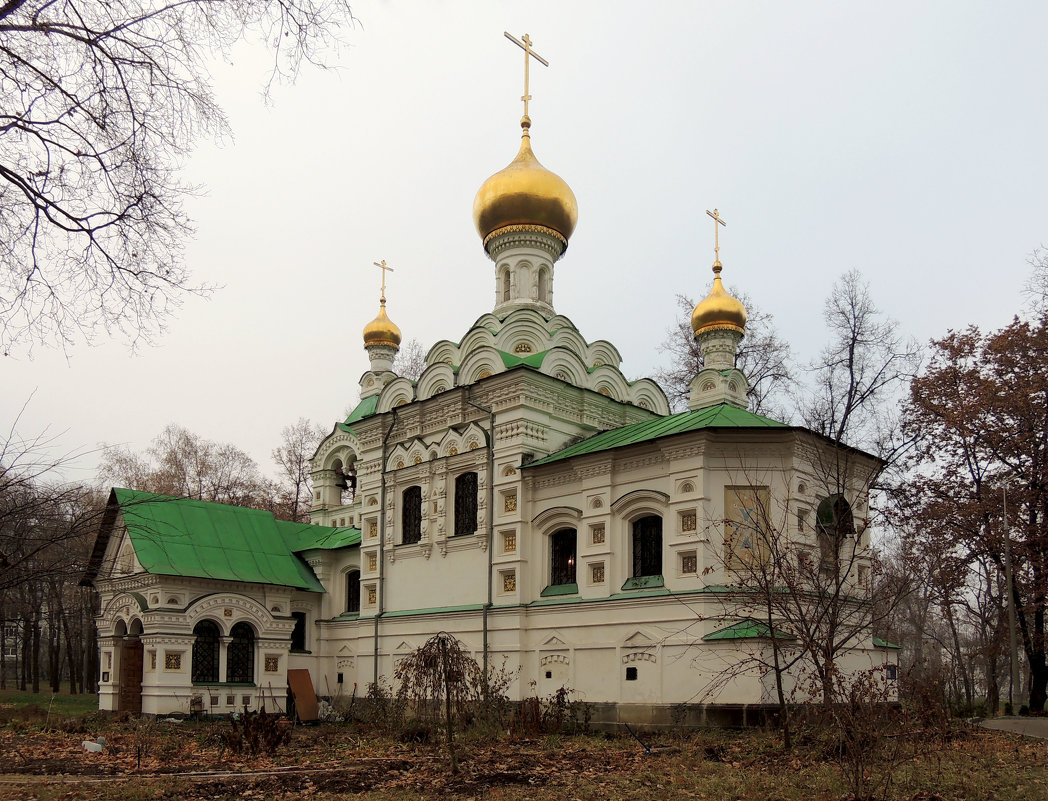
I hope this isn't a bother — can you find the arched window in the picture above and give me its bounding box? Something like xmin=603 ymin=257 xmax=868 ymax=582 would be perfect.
xmin=550 ymin=528 xmax=577 ymax=586
xmin=402 ymin=485 xmax=422 ymax=545
xmin=226 ymin=622 xmax=255 ymax=684
xmin=632 ymin=516 xmax=663 ymax=577
xmin=816 ymin=495 xmax=854 ymax=564
xmin=191 ymin=620 xmax=220 ymax=683
xmin=501 ymin=268 xmax=511 ymax=303
xmin=537 ymin=268 xmax=549 ymax=303
xmin=454 ymin=472 xmax=478 ymax=536
xmin=346 ymin=570 xmax=361 ymax=614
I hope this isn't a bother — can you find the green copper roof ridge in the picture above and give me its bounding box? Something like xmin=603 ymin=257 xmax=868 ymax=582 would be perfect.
xmin=524 ymin=403 xmax=788 ymax=467
xmin=343 ymin=394 xmax=379 ymax=427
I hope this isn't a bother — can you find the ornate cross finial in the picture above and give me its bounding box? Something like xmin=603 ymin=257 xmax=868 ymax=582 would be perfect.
xmin=706 ymin=209 xmax=726 ymax=272
xmin=504 ymin=32 xmax=549 ymax=122
xmin=373 ymin=259 xmax=394 ymax=301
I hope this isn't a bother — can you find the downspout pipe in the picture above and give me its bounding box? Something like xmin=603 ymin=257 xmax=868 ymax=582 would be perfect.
xmin=465 ymin=386 xmax=495 ymax=689
xmin=374 ymin=408 xmax=398 ymax=689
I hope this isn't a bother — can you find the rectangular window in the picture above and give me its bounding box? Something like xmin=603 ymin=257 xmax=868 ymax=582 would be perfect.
xmin=502 ymin=530 xmax=517 ymax=553
xmin=725 ymin=486 xmax=770 ymax=568
xmin=346 ymin=570 xmax=361 ymax=614
xmin=550 ymin=529 xmax=577 ymax=586
xmin=632 ymin=516 xmax=663 ymax=577
xmin=454 ymin=472 xmax=478 ymax=536
xmin=290 ymin=612 xmax=307 ymax=652
xmin=680 ymin=551 xmax=698 ymax=575
xmin=501 ymin=570 xmax=516 ymax=593
xmin=402 ymin=486 xmax=422 ymax=544
xmin=625 ymin=667 xmax=638 ymax=681
xmin=590 ymin=562 xmax=605 ymax=584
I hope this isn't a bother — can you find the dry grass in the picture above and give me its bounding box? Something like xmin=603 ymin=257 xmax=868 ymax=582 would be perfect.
xmin=0 ymin=717 xmax=1044 ymax=800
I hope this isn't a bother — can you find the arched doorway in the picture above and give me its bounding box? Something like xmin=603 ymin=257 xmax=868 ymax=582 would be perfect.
xmin=118 ymin=619 xmax=143 ymax=714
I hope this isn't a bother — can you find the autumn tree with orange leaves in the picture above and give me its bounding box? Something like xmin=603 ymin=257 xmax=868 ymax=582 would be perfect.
xmin=904 ymin=311 xmax=1048 ymax=712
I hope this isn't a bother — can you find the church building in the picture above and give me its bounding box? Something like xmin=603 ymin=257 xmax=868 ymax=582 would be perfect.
xmin=85 ymin=35 xmax=897 ymax=725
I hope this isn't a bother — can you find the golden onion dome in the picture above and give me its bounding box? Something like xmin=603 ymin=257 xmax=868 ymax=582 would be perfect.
xmin=472 ymin=119 xmax=578 ymax=247
xmin=362 ymin=300 xmax=402 ymax=348
xmin=691 ymin=263 xmax=747 ymax=337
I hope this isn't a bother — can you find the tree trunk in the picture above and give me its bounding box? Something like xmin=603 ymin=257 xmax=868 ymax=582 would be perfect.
xmin=945 ymin=603 xmax=973 ymax=709
xmin=64 ymin=607 xmax=79 ymax=695
xmin=20 ymin=615 xmax=30 ymax=691
xmin=31 ymin=613 xmax=41 ymax=694
xmin=49 ymin=612 xmax=62 ymax=693
xmin=0 ymin=616 xmax=6 ymax=691
xmin=440 ymin=637 xmax=458 ymax=774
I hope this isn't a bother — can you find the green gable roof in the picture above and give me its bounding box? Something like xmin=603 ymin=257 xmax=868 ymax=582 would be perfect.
xmin=110 ymin=489 xmax=349 ymax=592
xmin=526 ymin=403 xmax=787 ymax=467
xmin=339 ymin=394 xmax=379 ymax=433
xmin=873 ymin=636 xmax=901 ymax=649
xmin=703 ymin=619 xmax=794 ymax=641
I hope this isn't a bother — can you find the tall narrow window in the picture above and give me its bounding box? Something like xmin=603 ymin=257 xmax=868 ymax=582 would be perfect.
xmin=191 ymin=620 xmax=219 ymax=683
xmin=402 ymin=485 xmax=422 ymax=545
xmin=346 ymin=570 xmax=361 ymax=614
xmin=226 ymin=622 xmax=254 ymax=684
xmin=817 ymin=494 xmax=854 ymax=565
xmin=550 ymin=529 xmax=577 ymax=586
xmin=501 ymin=269 xmax=511 ymax=302
xmin=632 ymin=516 xmax=663 ymax=577
xmin=454 ymin=472 xmax=478 ymax=536
xmin=537 ymin=269 xmax=549 ymax=303
xmin=290 ymin=612 xmax=307 ymax=652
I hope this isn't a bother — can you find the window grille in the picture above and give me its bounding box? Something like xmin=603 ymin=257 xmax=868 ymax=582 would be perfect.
xmin=226 ymin=622 xmax=254 ymax=684
xmin=346 ymin=570 xmax=361 ymax=614
xmin=632 ymin=516 xmax=663 ymax=577
xmin=191 ymin=621 xmax=220 ymax=683
xmin=402 ymin=486 xmax=422 ymax=544
xmin=550 ymin=529 xmax=577 ymax=585
xmin=454 ymin=472 xmax=478 ymax=535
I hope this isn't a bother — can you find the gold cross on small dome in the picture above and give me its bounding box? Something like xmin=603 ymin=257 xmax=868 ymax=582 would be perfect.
xmin=504 ymin=32 xmax=549 ymax=121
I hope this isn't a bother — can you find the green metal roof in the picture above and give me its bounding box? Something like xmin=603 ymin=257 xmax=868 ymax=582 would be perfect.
xmin=339 ymin=395 xmax=379 ymax=432
xmin=498 ymin=349 xmax=548 ymax=369
xmin=703 ymin=619 xmax=794 ymax=641
xmin=527 ymin=403 xmax=787 ymax=467
xmin=288 ymin=526 xmax=361 ymax=552
xmin=112 ymin=489 xmax=338 ymax=591
xmin=873 ymin=636 xmax=902 ymax=649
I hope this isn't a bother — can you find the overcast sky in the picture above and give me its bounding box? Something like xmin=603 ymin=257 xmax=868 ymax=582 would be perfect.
xmin=5 ymin=1 xmax=1047 ymax=483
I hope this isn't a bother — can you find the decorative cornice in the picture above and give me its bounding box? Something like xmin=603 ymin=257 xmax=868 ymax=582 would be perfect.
xmin=484 ymin=224 xmax=567 ymax=257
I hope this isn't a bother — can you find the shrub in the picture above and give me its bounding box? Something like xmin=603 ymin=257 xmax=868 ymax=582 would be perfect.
xmin=221 ymin=705 xmax=291 ymax=756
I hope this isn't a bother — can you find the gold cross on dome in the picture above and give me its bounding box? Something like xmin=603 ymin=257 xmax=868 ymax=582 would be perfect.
xmin=504 ymin=32 xmax=549 ymax=120
xmin=373 ymin=259 xmax=394 ymax=300
xmin=706 ymin=209 xmax=726 ymax=269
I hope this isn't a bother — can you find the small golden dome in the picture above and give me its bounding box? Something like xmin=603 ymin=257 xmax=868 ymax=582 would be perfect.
xmin=362 ymin=300 xmax=401 ymax=348
xmin=472 ymin=120 xmax=578 ymax=247
xmin=691 ymin=264 xmax=747 ymax=337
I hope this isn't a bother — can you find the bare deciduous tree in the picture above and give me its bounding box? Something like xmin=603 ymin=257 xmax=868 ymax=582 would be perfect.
xmin=0 ymin=0 xmax=356 ymax=354
xmin=394 ymin=338 xmax=429 ymax=383
xmin=99 ymin=423 xmax=269 ymax=508
xmin=800 ymin=269 xmax=922 ymax=465
xmin=272 ymin=417 xmax=325 ymax=522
